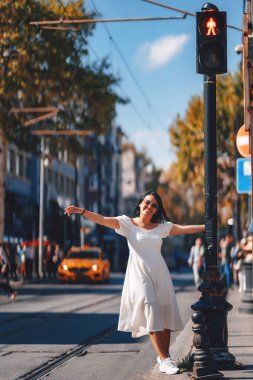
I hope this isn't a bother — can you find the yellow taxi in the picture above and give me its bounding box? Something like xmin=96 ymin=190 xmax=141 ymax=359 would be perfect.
xmin=58 ymin=246 xmax=110 ymax=283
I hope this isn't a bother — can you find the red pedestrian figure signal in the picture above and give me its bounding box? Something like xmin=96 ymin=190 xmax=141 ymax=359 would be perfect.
xmin=206 ymin=17 xmax=216 ymax=35
xmin=196 ymin=10 xmax=227 ymax=74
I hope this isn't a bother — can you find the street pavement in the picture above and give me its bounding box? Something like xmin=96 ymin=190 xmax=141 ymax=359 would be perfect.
xmin=146 ymin=287 xmax=253 ymax=380
xmin=43 ymin=272 xmax=197 ymax=380
xmin=42 ymin=275 xmax=253 ymax=380
xmin=1 ymin=271 xmax=252 ymax=380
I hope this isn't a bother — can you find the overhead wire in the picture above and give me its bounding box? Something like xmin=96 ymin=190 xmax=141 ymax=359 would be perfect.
xmin=88 ymin=0 xmax=170 ymax=150
xmin=142 ymin=0 xmax=242 ymax=32
xmin=56 ymin=0 xmax=169 ymax=151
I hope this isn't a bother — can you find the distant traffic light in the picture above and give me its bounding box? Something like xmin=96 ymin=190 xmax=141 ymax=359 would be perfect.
xmin=196 ymin=9 xmax=227 ymax=75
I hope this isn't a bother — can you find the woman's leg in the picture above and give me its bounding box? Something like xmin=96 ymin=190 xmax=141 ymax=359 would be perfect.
xmin=161 ymin=329 xmax=171 ymax=354
xmin=149 ymin=331 xmax=167 ymax=360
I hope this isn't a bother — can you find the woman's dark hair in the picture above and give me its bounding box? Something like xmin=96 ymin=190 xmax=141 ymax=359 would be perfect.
xmin=133 ymin=191 xmax=170 ymax=223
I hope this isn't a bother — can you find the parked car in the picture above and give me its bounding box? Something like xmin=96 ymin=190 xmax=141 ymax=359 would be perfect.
xmin=58 ymin=246 xmax=110 ymax=283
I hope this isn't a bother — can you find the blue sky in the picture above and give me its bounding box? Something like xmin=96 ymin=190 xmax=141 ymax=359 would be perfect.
xmin=85 ymin=0 xmax=243 ymax=170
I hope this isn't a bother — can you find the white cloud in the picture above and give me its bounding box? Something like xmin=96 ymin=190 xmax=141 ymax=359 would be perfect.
xmin=137 ymin=34 xmax=190 ymax=70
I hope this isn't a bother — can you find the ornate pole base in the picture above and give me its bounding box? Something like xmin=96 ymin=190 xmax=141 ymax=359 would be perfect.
xmin=191 ymin=272 xmax=236 ymax=369
xmin=191 ymin=311 xmax=223 ymax=379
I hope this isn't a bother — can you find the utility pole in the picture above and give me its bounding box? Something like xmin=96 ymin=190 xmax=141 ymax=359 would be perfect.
xmin=38 ymin=137 xmax=45 ymax=278
xmin=0 ymin=131 xmax=6 ymax=242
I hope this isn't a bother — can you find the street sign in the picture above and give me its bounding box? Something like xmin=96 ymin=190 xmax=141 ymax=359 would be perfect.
xmin=236 ymin=124 xmax=250 ymax=157
xmin=237 ymin=158 xmax=251 ymax=193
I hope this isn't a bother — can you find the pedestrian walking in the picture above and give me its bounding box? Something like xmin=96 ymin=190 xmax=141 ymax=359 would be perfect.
xmin=240 ymin=236 xmax=253 ymax=293
xmin=52 ymin=243 xmax=63 ymax=278
xmin=188 ymin=238 xmax=205 ymax=287
xmin=230 ymin=240 xmax=243 ymax=288
xmin=43 ymin=244 xmax=54 ymax=280
xmin=64 ymin=190 xmax=205 ymax=375
xmin=0 ymin=242 xmax=17 ymax=300
xmin=219 ymin=234 xmax=233 ymax=289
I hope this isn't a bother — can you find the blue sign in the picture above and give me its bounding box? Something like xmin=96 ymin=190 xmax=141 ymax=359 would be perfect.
xmin=237 ymin=158 xmax=251 ymax=194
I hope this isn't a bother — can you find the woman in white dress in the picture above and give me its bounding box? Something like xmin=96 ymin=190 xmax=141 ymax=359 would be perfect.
xmin=64 ymin=191 xmax=205 ymax=375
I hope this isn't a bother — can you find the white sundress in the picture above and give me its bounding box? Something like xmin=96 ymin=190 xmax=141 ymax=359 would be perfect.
xmin=115 ymin=215 xmax=183 ymax=338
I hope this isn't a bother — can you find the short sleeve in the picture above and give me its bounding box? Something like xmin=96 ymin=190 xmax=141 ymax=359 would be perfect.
xmin=115 ymin=215 xmax=131 ymax=238
xmin=160 ymin=222 xmax=174 ymax=238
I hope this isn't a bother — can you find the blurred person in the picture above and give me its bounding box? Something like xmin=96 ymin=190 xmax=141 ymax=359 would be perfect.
xmin=240 ymin=236 xmax=253 ymax=293
xmin=5 ymin=244 xmax=17 ymax=280
xmin=23 ymin=244 xmax=34 ymax=280
xmin=230 ymin=240 xmax=243 ymax=288
xmin=20 ymin=244 xmax=27 ymax=281
xmin=0 ymin=242 xmax=17 ymax=299
xmin=43 ymin=243 xmax=54 ymax=280
xmin=219 ymin=234 xmax=233 ymax=289
xmin=64 ymin=190 xmax=205 ymax=375
xmin=188 ymin=238 xmax=205 ymax=287
xmin=52 ymin=243 xmax=63 ymax=277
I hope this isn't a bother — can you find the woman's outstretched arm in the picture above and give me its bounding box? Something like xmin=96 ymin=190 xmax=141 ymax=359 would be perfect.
xmin=64 ymin=205 xmax=120 ymax=230
xmin=170 ymin=224 xmax=205 ymax=236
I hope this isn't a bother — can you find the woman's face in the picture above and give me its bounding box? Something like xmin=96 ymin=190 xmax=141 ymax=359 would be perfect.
xmin=139 ymin=195 xmax=159 ymax=218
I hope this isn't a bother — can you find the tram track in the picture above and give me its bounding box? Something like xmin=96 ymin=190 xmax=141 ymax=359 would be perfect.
xmin=16 ymin=281 xmax=195 ymax=380
xmin=0 ymin=281 xmax=190 ymax=339
xmin=0 ymin=291 xmax=121 ymax=339
xmin=17 ymin=324 xmax=117 ymax=380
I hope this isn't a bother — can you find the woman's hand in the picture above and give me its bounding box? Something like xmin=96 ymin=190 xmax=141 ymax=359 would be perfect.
xmin=170 ymin=224 xmax=205 ymax=235
xmin=64 ymin=205 xmax=83 ymax=216
xmin=64 ymin=206 xmax=119 ymax=230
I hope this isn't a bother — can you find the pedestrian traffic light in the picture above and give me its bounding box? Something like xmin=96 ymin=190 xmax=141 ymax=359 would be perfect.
xmin=196 ymin=8 xmax=227 ymax=75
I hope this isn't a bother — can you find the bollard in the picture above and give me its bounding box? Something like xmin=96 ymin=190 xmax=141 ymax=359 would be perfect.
xmin=192 ymin=272 xmax=235 ymax=369
xmin=191 ymin=311 xmax=223 ymax=379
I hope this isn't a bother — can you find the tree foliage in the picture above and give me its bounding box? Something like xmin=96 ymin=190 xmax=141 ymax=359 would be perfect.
xmin=167 ymin=69 xmax=243 ymax=224
xmin=158 ymin=164 xmax=204 ymax=224
xmin=0 ymin=0 xmax=124 ymax=156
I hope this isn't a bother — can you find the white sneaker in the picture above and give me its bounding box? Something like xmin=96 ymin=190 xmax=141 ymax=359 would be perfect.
xmin=159 ymin=358 xmax=179 ymax=375
xmin=157 ymin=353 xmax=170 ymax=364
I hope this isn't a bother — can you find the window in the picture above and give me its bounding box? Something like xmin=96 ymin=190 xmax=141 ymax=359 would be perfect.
xmin=18 ymin=154 xmax=24 ymax=177
xmin=48 ymin=168 xmax=52 ymax=183
xmin=54 ymin=172 xmax=58 ymax=190
xmin=25 ymin=158 xmax=30 ymax=179
xmin=9 ymin=150 xmax=16 ymax=175
xmin=60 ymin=174 xmax=64 ymax=193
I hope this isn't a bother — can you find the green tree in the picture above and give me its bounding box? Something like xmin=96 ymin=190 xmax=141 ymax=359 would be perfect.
xmin=168 ymin=69 xmax=244 ymax=225
xmin=0 ymin=0 xmax=124 ymax=239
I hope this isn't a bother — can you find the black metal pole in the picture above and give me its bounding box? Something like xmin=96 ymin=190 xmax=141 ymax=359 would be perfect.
xmin=96 ymin=140 xmax=103 ymax=245
xmin=204 ymin=74 xmax=218 ymax=273
xmin=74 ymin=158 xmax=80 ymax=246
xmin=191 ymin=74 xmax=235 ymax=373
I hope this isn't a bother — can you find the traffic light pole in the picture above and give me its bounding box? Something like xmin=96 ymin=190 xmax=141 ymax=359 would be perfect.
xmin=191 ymin=74 xmax=235 ymax=374
xmin=191 ymin=5 xmax=236 ymax=375
xmin=203 ymin=74 xmax=218 ymax=272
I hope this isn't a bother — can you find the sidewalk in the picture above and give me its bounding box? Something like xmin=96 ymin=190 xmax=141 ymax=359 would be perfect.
xmin=146 ymin=288 xmax=253 ymax=379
